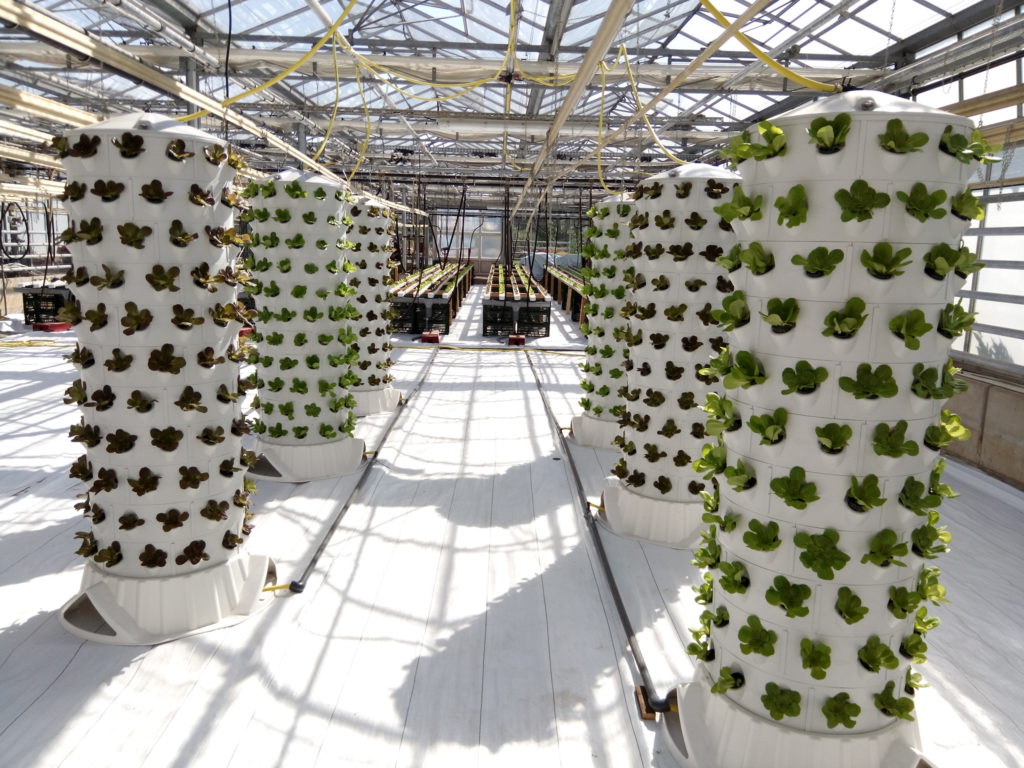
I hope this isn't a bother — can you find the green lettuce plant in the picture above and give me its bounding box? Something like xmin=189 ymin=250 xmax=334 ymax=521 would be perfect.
xmin=938 ymin=125 xmax=1001 ymax=164
xmin=770 ymin=466 xmax=819 ymax=509
xmin=765 ymin=575 xmax=811 ymax=618
xmin=835 ymin=586 xmax=868 ymax=624
xmin=897 ymin=182 xmax=948 ymax=222
xmin=911 ymin=511 xmax=951 ymax=559
xmin=877 ymin=118 xmax=928 ymax=153
xmin=807 ymin=113 xmax=851 ymax=153
xmin=791 ymin=246 xmax=844 ymax=277
xmin=816 ymin=422 xmax=852 ymax=454
xmin=761 ymin=683 xmax=800 ymax=721
xmin=861 ymin=528 xmax=909 ymax=567
xmin=861 ymin=242 xmax=913 ymax=278
xmin=835 ymin=179 xmax=890 ymax=222
xmin=822 ymin=692 xmax=861 ymax=729
xmin=839 ymin=363 xmax=898 ymax=399
xmin=743 ymin=518 xmax=781 ymax=552
xmin=738 ymin=615 xmax=776 ymax=656
xmin=795 ymin=528 xmax=849 ymax=579
xmin=889 ymin=309 xmax=933 ymax=350
xmin=873 ymin=420 xmax=919 ymax=458
xmin=822 ymin=297 xmax=868 ymax=338
xmin=711 ymin=667 xmax=745 ymax=694
xmin=723 ymin=459 xmax=756 ymax=491
xmin=710 ymin=291 xmax=750 ymax=331
xmin=781 ymin=360 xmax=828 ymax=395
xmin=703 ymin=393 xmax=741 ymax=436
xmin=747 ymin=408 xmax=787 ymax=445
xmin=898 ymin=476 xmax=941 ymax=515
xmin=858 ymin=635 xmax=899 ymax=673
xmin=718 ymin=560 xmax=750 ymax=594
xmin=774 ymin=184 xmax=808 ymax=227
xmin=800 ymin=639 xmax=832 ymax=680
xmin=923 ymin=409 xmax=970 ymax=451
xmin=738 ymin=242 xmax=775 ymax=275
xmin=936 ymin=302 xmax=976 ymax=338
xmin=845 ymin=473 xmax=885 ymax=512
xmin=89 ymin=264 xmax=125 ymax=289
xmin=875 ymin=681 xmax=915 ymax=721
xmin=723 ymin=351 xmax=767 ymax=389
xmin=760 ymin=297 xmax=799 ymax=332
xmin=750 ymin=120 xmax=787 ymax=160
xmin=950 ymin=189 xmax=985 ymax=221
xmin=714 ymin=186 xmax=763 ymax=222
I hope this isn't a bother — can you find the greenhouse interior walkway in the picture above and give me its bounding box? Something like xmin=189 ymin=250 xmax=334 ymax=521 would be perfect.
xmin=0 ymin=290 xmax=1021 ymax=768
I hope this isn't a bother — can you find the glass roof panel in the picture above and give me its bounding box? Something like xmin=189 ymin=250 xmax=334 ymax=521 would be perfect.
xmin=820 ymin=16 xmax=892 ymax=56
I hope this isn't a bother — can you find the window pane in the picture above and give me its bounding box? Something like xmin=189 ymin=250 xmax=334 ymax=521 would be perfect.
xmin=972 ymin=298 xmax=1024 ymax=332
xmin=976 ymin=234 xmax=1023 ymax=261
xmin=970 ymin=330 xmax=1024 ymax=366
xmin=982 ymin=199 xmax=1024 ymax=228
xmin=976 ymin=265 xmax=1024 ymax=294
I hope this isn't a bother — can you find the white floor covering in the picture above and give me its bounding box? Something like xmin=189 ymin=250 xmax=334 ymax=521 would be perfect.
xmin=0 ymin=288 xmax=1021 ymax=768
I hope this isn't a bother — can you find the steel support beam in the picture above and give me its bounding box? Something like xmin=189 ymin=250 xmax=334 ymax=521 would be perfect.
xmin=0 ymin=0 xmax=339 ymax=179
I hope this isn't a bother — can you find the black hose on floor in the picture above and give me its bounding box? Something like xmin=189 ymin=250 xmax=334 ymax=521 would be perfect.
xmin=523 ymin=350 xmax=672 ymax=717
xmin=289 ymin=347 xmax=440 ymax=593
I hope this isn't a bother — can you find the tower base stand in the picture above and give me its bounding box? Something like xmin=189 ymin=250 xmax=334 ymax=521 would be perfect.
xmin=250 ymin=437 xmax=366 ymax=483
xmin=662 ymin=680 xmax=934 ymax=768
xmin=351 ymin=387 xmax=402 ymax=416
xmin=569 ymin=414 xmax=621 ymax=450
xmin=59 ymin=554 xmax=276 ymax=645
xmin=600 ymin=485 xmax=703 ymax=549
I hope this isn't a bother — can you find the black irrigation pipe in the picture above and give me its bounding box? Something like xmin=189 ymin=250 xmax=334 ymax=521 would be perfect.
xmin=289 ymin=346 xmax=440 ymax=593
xmin=523 ymin=349 xmax=672 ymax=719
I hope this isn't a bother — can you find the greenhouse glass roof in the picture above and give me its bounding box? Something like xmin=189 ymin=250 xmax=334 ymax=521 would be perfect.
xmin=0 ymin=0 xmax=1019 ymax=210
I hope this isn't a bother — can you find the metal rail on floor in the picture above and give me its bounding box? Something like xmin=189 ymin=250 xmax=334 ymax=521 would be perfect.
xmin=288 ymin=346 xmax=440 ymax=593
xmin=522 ymin=350 xmax=672 ymax=718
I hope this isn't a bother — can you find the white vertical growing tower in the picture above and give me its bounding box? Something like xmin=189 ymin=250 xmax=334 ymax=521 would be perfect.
xmin=602 ymin=165 xmax=738 ymax=547
xmin=347 ymin=195 xmax=400 ymax=415
xmin=666 ymin=91 xmax=985 ymax=767
xmin=571 ymin=192 xmax=632 ymax=449
xmin=56 ymin=113 xmax=273 ymax=644
xmin=244 ymin=169 xmax=365 ymax=482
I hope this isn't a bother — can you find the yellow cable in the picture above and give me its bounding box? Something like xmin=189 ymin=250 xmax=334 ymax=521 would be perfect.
xmin=334 ymin=0 xmax=519 ymax=103
xmin=595 ymin=58 xmax=619 ymax=195
xmin=178 ymin=0 xmax=360 ymax=121
xmin=698 ymin=0 xmax=836 ymax=92
xmin=347 ymin=60 xmax=371 ymax=182
xmin=0 ymin=339 xmax=74 ymax=347
xmin=619 ymin=45 xmax=688 ymax=165
xmin=310 ymin=33 xmax=342 ymax=163
xmin=514 ymin=56 xmax=575 ymax=86
xmin=502 ymin=81 xmax=527 ymax=172
xmin=342 ymin=50 xmax=497 ymax=98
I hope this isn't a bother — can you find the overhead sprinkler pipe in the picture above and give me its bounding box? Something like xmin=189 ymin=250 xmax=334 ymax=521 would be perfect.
xmin=304 ymin=0 xmax=439 ymax=165
xmin=510 ymin=0 xmax=634 ymax=218
xmin=91 ymin=0 xmax=220 ymax=69
xmin=530 ymin=0 xmax=776 ymax=216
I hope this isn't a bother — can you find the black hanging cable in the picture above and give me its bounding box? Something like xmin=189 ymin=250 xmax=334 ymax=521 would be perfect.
xmin=442 ymin=184 xmax=467 ymax=264
xmin=0 ymin=202 xmax=9 ymax=317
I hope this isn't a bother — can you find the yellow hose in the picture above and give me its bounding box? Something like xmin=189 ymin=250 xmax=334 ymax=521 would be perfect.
xmin=309 ymin=33 xmax=342 ymax=163
xmin=698 ymin=0 xmax=836 ymax=92
xmin=618 ymin=45 xmax=688 ymax=165
xmin=178 ymin=0 xmax=360 ymax=122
